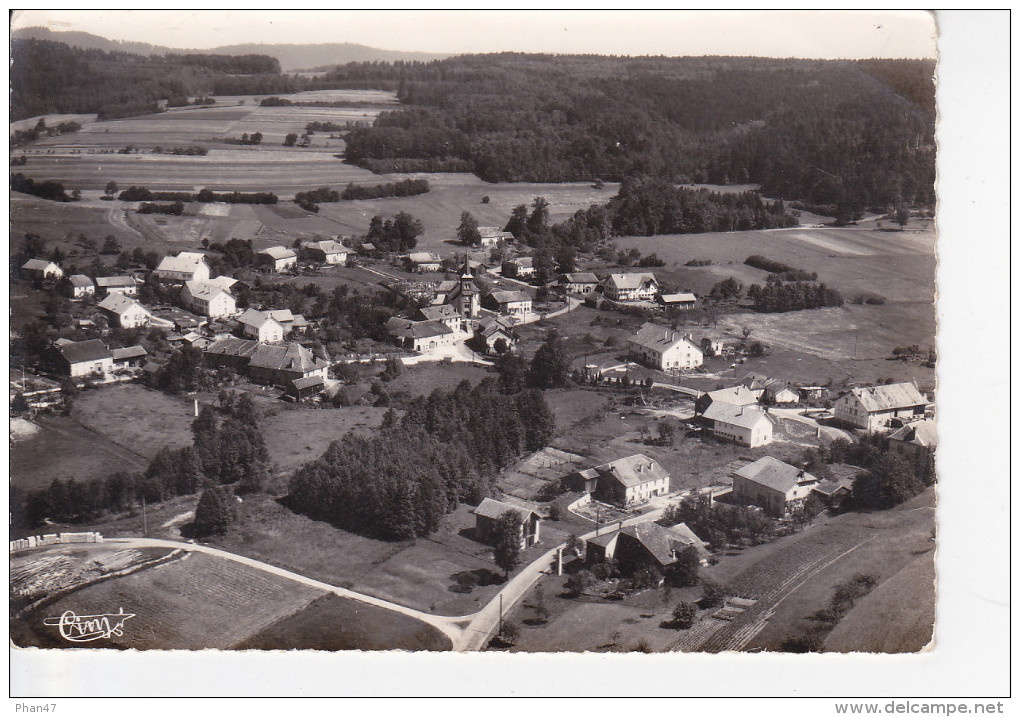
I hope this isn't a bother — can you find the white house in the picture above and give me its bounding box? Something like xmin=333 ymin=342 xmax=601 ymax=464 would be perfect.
xmin=58 ymin=340 xmax=114 ymax=378
xmin=701 ymin=402 xmax=775 ymax=448
xmin=832 ymin=383 xmax=927 ymax=432
xmin=66 ymin=275 xmax=95 ymax=299
xmin=502 ymin=256 xmax=536 ymax=280
xmin=257 ymin=246 xmax=298 ymax=273
xmin=180 ymin=280 xmax=236 ymax=318
xmin=95 ymin=275 xmax=139 ymax=297
xmin=21 ymin=259 xmax=63 ymax=282
xmin=477 ymin=227 xmax=515 ymax=247
xmin=98 ymin=293 xmax=154 ymax=329
xmin=483 ymin=289 xmax=532 ymax=318
xmin=600 ymin=272 xmax=659 ymax=302
xmin=154 ymin=252 xmax=211 ymax=283
xmin=558 ymin=273 xmax=600 ymax=295
xmin=300 ymin=239 xmax=348 ymax=265
xmin=385 ymin=317 xmax=456 ymax=353
xmin=237 ymin=309 xmax=287 ymax=342
xmin=627 ymin=322 xmax=704 ymax=371
xmin=658 ymin=292 xmax=697 ymax=309
xmin=732 ymin=456 xmax=820 ymax=517
xmin=589 ymin=454 xmax=671 ymax=507
xmin=406 ymin=252 xmax=441 ymax=273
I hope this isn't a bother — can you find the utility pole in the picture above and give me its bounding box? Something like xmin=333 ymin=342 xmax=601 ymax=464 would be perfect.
xmin=142 ymin=496 xmax=148 ymax=537
xmin=498 ymin=593 xmax=503 ymax=636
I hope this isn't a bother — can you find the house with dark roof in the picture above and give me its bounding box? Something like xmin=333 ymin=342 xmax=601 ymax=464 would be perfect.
xmin=284 ymin=375 xmax=327 ymax=402
xmin=472 ymin=497 xmax=541 ymax=549
xmin=111 ymin=345 xmax=148 ymax=370
xmin=247 ymin=343 xmax=330 ymax=386
xmin=419 ymin=304 xmax=465 ymax=332
xmin=832 ymin=382 xmax=927 ymax=432
xmin=58 ymin=340 xmax=114 ymax=377
xmin=888 ymin=418 xmax=937 ymax=474
xmin=585 ymin=522 xmax=708 ymax=574
xmin=701 ymin=402 xmax=775 ymax=448
xmin=732 ymin=456 xmax=820 ymax=517
xmin=95 ymin=275 xmax=139 ymax=297
xmin=474 ymin=315 xmax=519 ymax=355
xmin=628 ymin=322 xmax=703 ymax=371
xmin=65 ymin=274 xmax=95 ymax=299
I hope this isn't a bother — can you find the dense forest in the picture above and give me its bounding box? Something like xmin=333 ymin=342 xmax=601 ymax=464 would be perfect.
xmin=334 ymin=54 xmax=936 ymax=212
xmin=10 ymin=39 xmax=281 ymax=120
xmin=286 ymin=380 xmax=555 ymax=540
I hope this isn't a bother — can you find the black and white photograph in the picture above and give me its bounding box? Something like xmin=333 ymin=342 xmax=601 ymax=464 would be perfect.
xmin=6 ymin=8 xmax=1010 ymax=703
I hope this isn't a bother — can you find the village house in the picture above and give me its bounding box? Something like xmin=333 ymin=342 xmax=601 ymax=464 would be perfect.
xmin=832 ymin=382 xmax=928 ymax=432
xmin=153 ymin=251 xmax=211 ymax=283
xmin=257 ymin=246 xmax=298 ymax=273
xmin=599 ymin=272 xmax=659 ymax=302
xmin=811 ymin=476 xmax=853 ymax=511
xmin=300 ymin=239 xmax=348 ymax=265
xmin=731 ymin=456 xmax=820 ymax=517
xmin=501 ymin=256 xmax=536 ymax=280
xmin=473 ymin=497 xmax=541 ymax=549
xmin=237 ymin=309 xmax=287 ymax=343
xmin=65 ymin=274 xmax=95 ymax=299
xmin=111 ymin=345 xmax=148 ymax=371
xmin=406 ymin=252 xmax=441 ymax=273
xmin=658 ymin=292 xmax=697 ymax=309
xmin=476 ymin=227 xmax=515 ymax=247
xmin=585 ymin=522 xmax=708 ymax=575
xmin=419 ymin=304 xmax=466 ymax=333
xmin=385 ymin=317 xmax=456 ymax=353
xmin=694 ymin=385 xmax=760 ymax=415
xmin=203 ymin=338 xmax=330 ymax=387
xmin=740 ymin=373 xmax=799 ymax=404
xmin=180 ymin=280 xmax=236 ymax=318
xmin=483 ymin=289 xmax=532 ymax=318
xmin=627 ymin=322 xmax=704 ymax=372
xmin=557 ymin=272 xmax=600 ymax=295
xmin=95 ymin=275 xmax=139 ymax=297
xmin=887 ymin=418 xmax=937 ymax=474
xmin=566 ymin=454 xmax=670 ymax=507
xmin=21 ymin=259 xmax=63 ymax=283
xmin=474 ymin=315 xmax=519 ymax=355
xmin=57 ymin=339 xmax=114 ymax=378
xmin=701 ymin=402 xmax=775 ymax=448
xmin=98 ymin=293 xmax=154 ymax=329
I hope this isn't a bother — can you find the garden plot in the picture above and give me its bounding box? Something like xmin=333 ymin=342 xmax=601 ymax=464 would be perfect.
xmin=500 ymin=447 xmax=591 ymax=500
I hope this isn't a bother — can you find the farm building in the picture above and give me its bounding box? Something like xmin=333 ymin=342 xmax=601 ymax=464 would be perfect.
xmin=65 ymin=274 xmax=95 ymax=299
xmin=257 ymin=246 xmax=298 ymax=273
xmin=501 ymin=256 xmax=536 ymax=280
xmin=284 ymin=375 xmax=327 ymax=402
xmin=474 ymin=315 xmax=519 ymax=355
xmin=94 ymin=275 xmax=139 ymax=297
xmin=300 ymin=240 xmax=348 ymax=265
xmin=21 ymin=259 xmax=63 ymax=283
xmin=483 ymin=289 xmax=532 ymax=318
xmin=887 ymin=418 xmax=937 ymax=474
xmin=204 ymin=338 xmax=329 ymax=386
xmin=180 ymin=280 xmax=236 ymax=318
xmin=694 ymin=385 xmax=760 ymax=415
xmin=701 ymin=402 xmax=775 ymax=448
xmin=58 ymin=339 xmax=114 ymax=377
xmin=237 ymin=309 xmax=287 ymax=342
xmin=832 ymin=382 xmax=927 ymax=432
xmin=564 ymin=454 xmax=670 ymax=507
xmin=419 ymin=304 xmax=466 ymax=333
xmin=557 ymin=272 xmax=600 ymax=295
xmin=658 ymin=292 xmax=697 ymax=309
xmin=153 ymin=252 xmax=210 ymax=283
xmin=97 ymin=293 xmax=155 ymax=329
xmin=627 ymin=322 xmax=703 ymax=372
xmin=203 ymin=337 xmax=261 ymax=373
xmin=111 ymin=345 xmax=148 ymax=370
xmin=406 ymin=252 xmax=441 ymax=273
xmin=811 ymin=477 xmax=853 ymax=510
xmin=599 ymin=272 xmax=659 ymax=302
xmin=731 ymin=456 xmax=820 ymax=517
xmin=385 ymin=317 xmax=456 ymax=354
xmin=477 ymin=226 xmax=515 ymax=247
xmin=586 ymin=522 xmax=707 ymax=574
xmin=473 ymin=498 xmax=541 ymax=549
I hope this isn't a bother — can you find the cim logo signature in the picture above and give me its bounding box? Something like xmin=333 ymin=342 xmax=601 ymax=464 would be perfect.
xmin=43 ymin=608 xmax=136 ymax=643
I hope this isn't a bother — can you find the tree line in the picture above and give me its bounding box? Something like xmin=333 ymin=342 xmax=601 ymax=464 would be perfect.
xmin=286 ymin=379 xmax=555 ymax=540
xmin=118 ymin=186 xmax=278 ymax=204
xmin=746 ymin=277 xmax=844 ymax=313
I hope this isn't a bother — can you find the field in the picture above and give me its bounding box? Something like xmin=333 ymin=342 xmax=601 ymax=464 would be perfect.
xmin=262 ymin=405 xmax=387 ymax=474
xmin=73 ymin=384 xmax=197 ymax=459
xmin=236 ymin=594 xmax=450 ymax=651
xmin=13 ymin=551 xmax=323 ymax=650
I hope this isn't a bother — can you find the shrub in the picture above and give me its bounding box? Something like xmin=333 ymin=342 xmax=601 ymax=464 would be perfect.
xmin=672 ymin=601 xmax=698 ymax=629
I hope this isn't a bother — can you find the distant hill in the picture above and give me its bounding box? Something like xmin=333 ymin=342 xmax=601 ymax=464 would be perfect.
xmin=11 ymin=27 xmax=450 ymax=71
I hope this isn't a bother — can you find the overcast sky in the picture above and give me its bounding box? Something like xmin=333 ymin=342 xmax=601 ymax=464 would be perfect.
xmin=12 ymin=10 xmax=936 ymax=58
